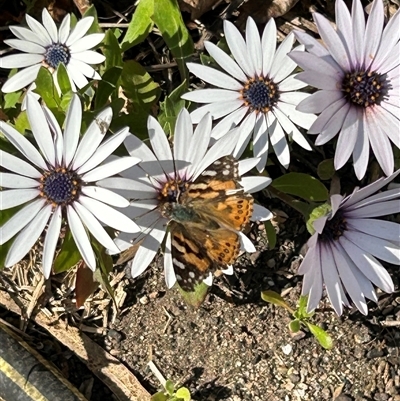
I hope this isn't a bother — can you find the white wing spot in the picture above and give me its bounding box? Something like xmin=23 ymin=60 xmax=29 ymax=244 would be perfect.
xmin=222 ymin=169 xmax=230 ymax=175
xmin=173 ymin=258 xmax=186 ymax=270
xmin=202 ymin=170 xmax=217 ymax=176
xmin=189 ymin=271 xmax=195 ymax=278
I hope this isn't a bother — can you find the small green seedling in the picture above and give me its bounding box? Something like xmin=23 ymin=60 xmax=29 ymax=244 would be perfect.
xmin=149 ymin=361 xmax=191 ymax=401
xmin=261 ymin=291 xmax=333 ymax=349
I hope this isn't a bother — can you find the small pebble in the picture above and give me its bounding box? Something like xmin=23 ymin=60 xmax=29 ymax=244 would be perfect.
xmin=139 ymin=295 xmax=149 ymax=305
xmin=366 ymin=348 xmax=384 ymax=359
xmin=282 ymin=344 xmax=292 ymax=355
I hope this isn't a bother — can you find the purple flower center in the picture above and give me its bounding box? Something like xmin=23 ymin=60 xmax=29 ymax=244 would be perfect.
xmin=342 ymin=70 xmax=385 ymax=108
xmin=241 ymin=78 xmax=279 ymax=113
xmin=320 ymin=211 xmax=347 ymax=242
xmin=40 ymin=168 xmax=81 ymax=206
xmin=44 ymin=44 xmax=71 ymax=69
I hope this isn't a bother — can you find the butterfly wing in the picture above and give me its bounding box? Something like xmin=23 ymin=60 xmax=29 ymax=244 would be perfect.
xmin=170 ymin=221 xmax=240 ymax=291
xmin=184 ymin=156 xmax=254 ymax=231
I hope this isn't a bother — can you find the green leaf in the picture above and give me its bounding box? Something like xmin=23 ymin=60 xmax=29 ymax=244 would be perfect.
xmin=178 ymin=281 xmax=209 ymax=308
xmin=289 ymin=319 xmax=301 ymax=333
xmin=56 ymin=63 xmax=72 ymax=95
xmin=306 ymin=202 xmax=331 ymax=235
xmin=95 ymin=66 xmax=123 ymax=109
xmin=165 ymin=380 xmax=175 ymax=395
xmin=261 ymin=290 xmax=294 ymax=313
xmin=120 ymin=60 xmax=160 ymax=135
xmin=103 ymin=29 xmax=123 ymax=71
xmin=317 ymin=159 xmax=335 ymax=181
xmin=53 ymin=229 xmax=82 ymax=273
xmin=153 ymin=0 xmax=194 ymax=85
xmin=175 ymin=387 xmax=191 ymax=401
xmin=151 ymin=392 xmax=168 ymax=401
xmin=14 ymin=111 xmax=30 ymax=134
xmin=121 ymin=0 xmax=154 ymax=52
xmin=82 ymin=5 xmax=101 ymax=34
xmin=121 ymin=60 xmax=160 ymax=106
xmin=35 ymin=67 xmax=60 ymax=109
xmin=158 ymin=80 xmax=187 ymax=134
xmin=264 ymin=220 xmax=276 ymax=249
xmin=272 ymin=173 xmax=328 ymax=202
xmin=92 ymin=238 xmax=116 ymax=306
xmin=305 ymin=322 xmax=334 ymax=350
xmin=4 ymin=91 xmax=22 ymax=109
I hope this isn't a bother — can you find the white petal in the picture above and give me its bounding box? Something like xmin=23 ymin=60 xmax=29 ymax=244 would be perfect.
xmin=313 ymin=12 xmax=350 ymax=71
xmin=67 ymin=205 xmax=96 ymax=270
xmin=9 ymin=25 xmax=49 ymax=47
xmin=66 ymin=64 xmax=89 ymax=89
xmin=190 ymin=100 xmax=244 ymax=124
xmin=4 ymin=39 xmax=45 ymax=54
xmin=182 ymin=89 xmax=239 ymax=103
xmin=147 ymin=115 xmax=174 ymax=173
xmin=72 ymin=50 xmax=105 ymax=64
xmin=0 ymin=172 xmax=38 ymax=188
xmin=130 ymin=220 xmax=166 ymax=278
xmin=77 ymin=127 xmax=130 ymax=175
xmin=41 ymin=8 xmax=58 ymax=43
xmin=261 ymin=18 xmax=277 ymax=77
xmin=186 ymin=62 xmax=243 ymax=91
xmin=340 ymin=237 xmax=395 ymax=293
xmin=25 ymin=14 xmax=52 ymax=45
xmin=26 ymin=95 xmax=56 ymax=166
xmin=66 ymin=17 xmax=94 ymax=46
xmin=63 ymin=94 xmax=82 ymax=166
xmin=72 ymin=106 xmax=112 ymax=169
xmin=240 ymin=232 xmax=256 ymax=253
xmin=320 ymin=244 xmax=344 ymax=315
xmin=269 ymin=118 xmax=289 ymax=168
xmin=42 ymin=207 xmax=62 ymax=278
xmin=164 ymin=232 xmax=177 ymax=289
xmin=204 ymin=41 xmax=247 ymax=82
xmin=81 ymin=186 xmax=129 ymax=208
xmin=78 ymin=195 xmax=140 ymax=233
xmin=1 ymin=189 xmax=40 ymax=209
xmin=363 ymin=0 xmax=384 ymax=69
xmin=42 ymin=105 xmax=63 ymax=165
xmin=5 ymin=203 xmax=52 ymax=267
xmin=69 ymin=34 xmax=105 ymax=53
xmin=351 ymin=0 xmax=365 ymax=65
xmin=0 ymin=150 xmax=42 ymax=178
xmin=58 ymin=14 xmax=71 ymax=43
xmin=186 ymin=113 xmax=212 ymax=177
xmin=246 ymin=17 xmax=262 ymax=76
xmin=68 ymin=59 xmax=101 ymax=80
xmin=241 ymin=176 xmax=271 ymax=193
xmin=233 ymin=112 xmax=256 ymax=157
xmin=211 ymin=107 xmax=248 ymax=140
xmin=73 ymin=201 xmax=120 ymax=254
xmin=0 ymin=120 xmax=47 ymax=170
xmin=1 ymin=64 xmax=42 ymax=93
xmin=270 ymin=33 xmax=295 ymax=83
xmin=0 ymin=198 xmax=46 ymax=244
xmin=82 ymin=156 xmax=141 ymax=182
xmin=174 ymin=108 xmax=193 ymax=168
xmin=251 ymin=204 xmax=272 ymax=221
xmin=331 ymin=241 xmax=368 ymax=315
xmin=224 ymin=19 xmax=254 ymax=77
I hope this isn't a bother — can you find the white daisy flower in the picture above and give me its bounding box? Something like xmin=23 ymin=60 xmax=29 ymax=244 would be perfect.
xmin=0 ymin=94 xmax=140 ymax=278
xmin=1 ymin=8 xmax=105 ymax=93
xmin=181 ymin=17 xmax=317 ymax=171
xmin=299 ymin=170 xmax=400 ymax=316
xmin=98 ymin=109 xmax=272 ymax=290
xmin=289 ymin=0 xmax=400 ymax=180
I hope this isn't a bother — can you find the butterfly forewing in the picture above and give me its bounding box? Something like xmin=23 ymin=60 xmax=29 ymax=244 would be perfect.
xmin=168 ymin=155 xmax=254 ymax=291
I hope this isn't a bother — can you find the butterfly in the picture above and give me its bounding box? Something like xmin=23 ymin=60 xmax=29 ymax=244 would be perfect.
xmin=159 ymin=155 xmax=254 ymax=291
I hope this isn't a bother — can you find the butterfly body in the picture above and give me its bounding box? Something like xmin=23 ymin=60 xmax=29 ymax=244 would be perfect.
xmin=160 ymin=156 xmax=254 ymax=291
